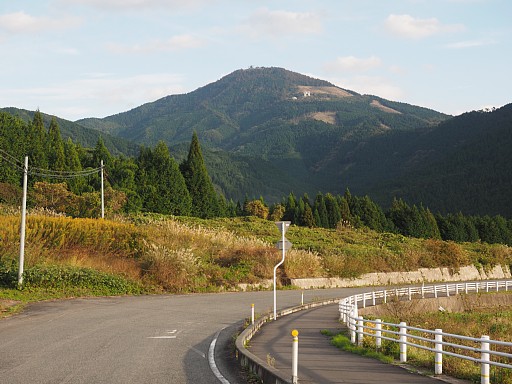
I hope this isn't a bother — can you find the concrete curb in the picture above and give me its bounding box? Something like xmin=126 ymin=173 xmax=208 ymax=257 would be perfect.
xmin=235 ymin=298 xmax=339 ymax=384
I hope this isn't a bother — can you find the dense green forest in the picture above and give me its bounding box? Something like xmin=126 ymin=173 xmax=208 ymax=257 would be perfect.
xmin=1 ymin=109 xmax=512 ymax=247
xmin=71 ymin=67 xmax=512 ymax=218
xmin=76 ymin=67 xmax=449 ymax=203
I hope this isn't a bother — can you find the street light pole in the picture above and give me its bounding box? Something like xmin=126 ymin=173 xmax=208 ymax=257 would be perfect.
xmin=273 ymin=221 xmax=291 ymax=320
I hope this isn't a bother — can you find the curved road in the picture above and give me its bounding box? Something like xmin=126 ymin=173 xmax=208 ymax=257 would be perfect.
xmin=0 ymin=287 xmax=375 ymax=384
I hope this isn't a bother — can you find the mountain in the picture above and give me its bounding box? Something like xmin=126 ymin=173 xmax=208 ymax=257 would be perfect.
xmin=1 ymin=107 xmax=139 ymax=157
xmin=5 ymin=67 xmax=511 ymax=217
xmin=77 ymin=67 xmax=448 ymax=201
xmin=370 ymin=104 xmax=512 ymax=217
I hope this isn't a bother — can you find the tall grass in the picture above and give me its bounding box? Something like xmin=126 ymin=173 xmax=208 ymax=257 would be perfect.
xmin=1 ymin=209 xmax=512 ymax=296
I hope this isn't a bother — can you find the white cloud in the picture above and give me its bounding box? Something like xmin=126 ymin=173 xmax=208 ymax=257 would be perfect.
xmin=62 ymin=0 xmax=215 ymax=11
xmin=106 ymin=34 xmax=205 ymax=54
xmin=324 ymin=56 xmax=381 ymax=72
xmin=240 ymin=8 xmax=323 ymax=39
xmin=0 ymin=73 xmax=187 ymax=120
xmin=444 ymin=38 xmax=496 ymax=49
xmin=0 ymin=11 xmax=81 ymax=34
xmin=384 ymin=14 xmax=465 ymax=39
xmin=330 ymin=75 xmax=405 ymax=100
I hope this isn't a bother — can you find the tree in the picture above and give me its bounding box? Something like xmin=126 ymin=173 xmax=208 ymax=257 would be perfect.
xmin=0 ymin=112 xmax=26 ymax=184
xmin=27 ymin=110 xmax=49 ymax=178
xmin=302 ymin=203 xmax=315 ymax=228
xmin=325 ymin=193 xmax=341 ymax=228
xmin=244 ymin=199 xmax=269 ymax=219
xmin=180 ymin=133 xmax=219 ymax=218
xmin=47 ymin=117 xmax=66 ymax=173
xmin=64 ymin=138 xmax=86 ymax=194
xmin=137 ymin=142 xmax=191 ymax=215
xmin=313 ymin=193 xmax=328 ymax=228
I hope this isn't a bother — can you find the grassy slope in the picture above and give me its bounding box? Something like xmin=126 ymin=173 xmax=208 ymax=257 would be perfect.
xmin=1 ymin=209 xmax=512 ymax=314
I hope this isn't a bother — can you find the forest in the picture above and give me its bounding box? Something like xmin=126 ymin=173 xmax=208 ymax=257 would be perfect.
xmin=1 ymin=110 xmax=512 ymax=246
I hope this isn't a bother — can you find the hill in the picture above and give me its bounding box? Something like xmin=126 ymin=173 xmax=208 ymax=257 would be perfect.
xmin=370 ymin=104 xmax=512 ymax=216
xmin=1 ymin=107 xmax=139 ymax=157
xmin=77 ymin=67 xmax=448 ymax=201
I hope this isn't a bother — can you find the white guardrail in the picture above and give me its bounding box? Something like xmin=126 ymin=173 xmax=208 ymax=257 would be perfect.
xmin=338 ymin=280 xmax=512 ymax=384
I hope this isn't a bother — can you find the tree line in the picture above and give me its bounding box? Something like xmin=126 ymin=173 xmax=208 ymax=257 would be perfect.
xmin=252 ymin=190 xmax=512 ymax=246
xmin=0 ymin=111 xmax=232 ymax=219
xmin=1 ymin=110 xmax=511 ymax=246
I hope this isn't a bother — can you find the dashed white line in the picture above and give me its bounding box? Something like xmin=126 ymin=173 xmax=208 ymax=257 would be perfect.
xmin=208 ymin=327 xmax=231 ymax=384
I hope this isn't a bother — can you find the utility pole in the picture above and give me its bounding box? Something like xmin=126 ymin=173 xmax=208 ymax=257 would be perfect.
xmin=100 ymin=160 xmax=104 ymax=219
xmin=18 ymin=156 xmax=28 ymax=288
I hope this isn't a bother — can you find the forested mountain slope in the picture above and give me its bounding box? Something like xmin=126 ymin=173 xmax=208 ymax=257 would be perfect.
xmin=6 ymin=67 xmax=510 ymax=217
xmin=370 ymin=104 xmax=512 ymax=216
xmin=77 ymin=67 xmax=448 ymax=201
xmin=1 ymin=107 xmax=139 ymax=157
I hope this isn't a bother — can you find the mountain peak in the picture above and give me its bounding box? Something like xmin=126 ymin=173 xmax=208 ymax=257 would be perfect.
xmin=207 ymin=66 xmax=354 ymax=100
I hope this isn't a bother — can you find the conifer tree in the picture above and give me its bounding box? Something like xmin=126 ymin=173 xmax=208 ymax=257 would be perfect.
xmin=137 ymin=142 xmax=191 ymax=215
xmin=302 ymin=203 xmax=315 ymax=228
xmin=325 ymin=193 xmax=341 ymax=228
xmin=180 ymin=132 xmax=219 ymax=218
xmin=64 ymin=138 xmax=86 ymax=194
xmin=27 ymin=110 xmax=49 ymax=177
xmin=47 ymin=117 xmax=66 ymax=172
xmin=0 ymin=112 xmax=26 ymax=184
xmin=313 ymin=193 xmax=329 ymax=228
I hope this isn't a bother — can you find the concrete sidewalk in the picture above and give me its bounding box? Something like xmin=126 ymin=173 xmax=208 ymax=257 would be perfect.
xmin=247 ymin=304 xmax=461 ymax=384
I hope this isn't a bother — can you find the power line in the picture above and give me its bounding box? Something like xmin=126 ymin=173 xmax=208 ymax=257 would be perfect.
xmin=0 ymin=148 xmax=102 ymax=179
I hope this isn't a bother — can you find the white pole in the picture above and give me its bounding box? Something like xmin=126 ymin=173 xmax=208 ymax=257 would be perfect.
xmin=273 ymin=222 xmax=286 ymax=320
xmin=435 ymin=329 xmax=443 ymax=375
xmin=291 ymin=330 xmax=299 ymax=384
xmin=480 ymin=335 xmax=490 ymax=384
xmin=375 ymin=319 xmax=382 ymax=350
xmin=251 ymin=303 xmax=254 ymax=325
xmin=357 ymin=317 xmax=364 ymax=346
xmin=399 ymin=322 xmax=407 ymax=363
xmin=100 ymin=160 xmax=104 ymax=219
xmin=18 ymin=156 xmax=28 ymax=288
xmin=301 ymin=291 xmax=304 ymax=306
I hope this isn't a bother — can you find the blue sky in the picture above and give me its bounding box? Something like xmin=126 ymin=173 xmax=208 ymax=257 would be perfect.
xmin=0 ymin=0 xmax=510 ymax=121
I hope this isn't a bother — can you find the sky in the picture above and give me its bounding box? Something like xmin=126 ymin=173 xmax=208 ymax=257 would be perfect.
xmin=0 ymin=0 xmax=510 ymax=121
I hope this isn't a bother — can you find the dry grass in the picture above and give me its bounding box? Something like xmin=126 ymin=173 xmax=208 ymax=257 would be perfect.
xmin=2 ymin=208 xmax=512 ymax=293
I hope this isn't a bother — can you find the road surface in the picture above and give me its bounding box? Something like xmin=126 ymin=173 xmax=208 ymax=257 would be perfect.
xmin=0 ymin=287 xmax=374 ymax=383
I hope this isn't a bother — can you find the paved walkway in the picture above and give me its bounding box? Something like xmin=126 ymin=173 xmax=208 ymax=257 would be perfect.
xmin=248 ymin=304 xmax=463 ymax=384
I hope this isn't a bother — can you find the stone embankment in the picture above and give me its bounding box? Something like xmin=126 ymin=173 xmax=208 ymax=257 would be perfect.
xmin=290 ymin=265 xmax=511 ymax=289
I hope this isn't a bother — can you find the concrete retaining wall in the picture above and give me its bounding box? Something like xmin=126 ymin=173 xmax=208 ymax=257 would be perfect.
xmin=290 ymin=264 xmax=511 ymax=290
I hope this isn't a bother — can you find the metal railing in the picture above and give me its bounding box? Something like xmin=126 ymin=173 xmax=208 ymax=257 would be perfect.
xmin=339 ymin=280 xmax=512 ymax=384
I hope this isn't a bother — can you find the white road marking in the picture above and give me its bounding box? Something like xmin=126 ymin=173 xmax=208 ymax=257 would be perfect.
xmin=147 ymin=336 xmax=177 ymax=339
xmin=148 ymin=329 xmax=179 ymax=339
xmin=208 ymin=327 xmax=231 ymax=384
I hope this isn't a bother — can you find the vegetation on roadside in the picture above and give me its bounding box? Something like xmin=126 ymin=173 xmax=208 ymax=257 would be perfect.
xmin=1 ymin=208 xmax=512 ymax=304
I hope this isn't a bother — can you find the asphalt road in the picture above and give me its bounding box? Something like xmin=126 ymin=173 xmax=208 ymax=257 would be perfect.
xmin=0 ymin=287 xmax=376 ymax=384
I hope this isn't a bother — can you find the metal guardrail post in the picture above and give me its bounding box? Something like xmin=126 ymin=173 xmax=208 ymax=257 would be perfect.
xmin=357 ymin=317 xmax=364 ymax=347
xmin=399 ymin=322 xmax=407 ymax=363
xmin=435 ymin=329 xmax=443 ymax=375
xmin=480 ymin=335 xmax=490 ymax=384
xmin=375 ymin=319 xmax=382 ymax=351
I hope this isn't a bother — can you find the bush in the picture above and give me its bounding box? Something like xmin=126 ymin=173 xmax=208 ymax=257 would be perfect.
xmin=22 ymin=264 xmax=143 ymax=295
